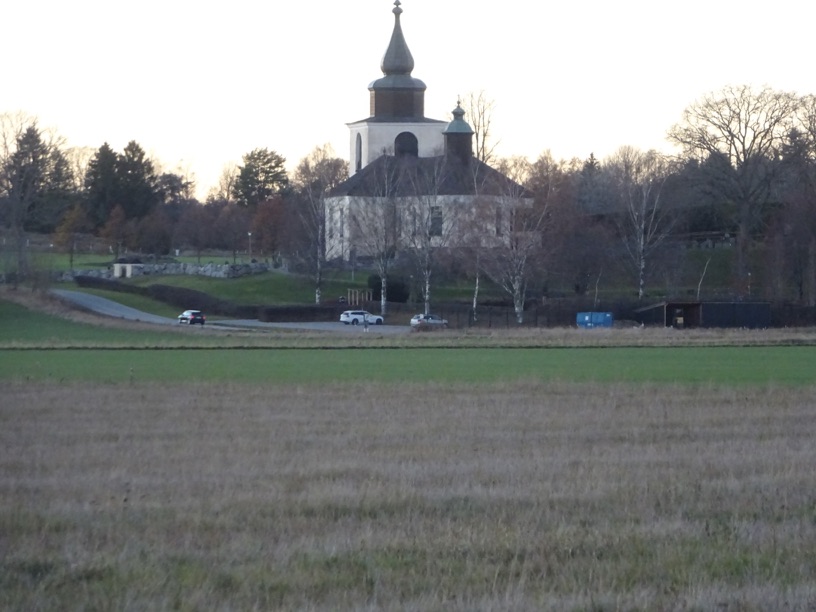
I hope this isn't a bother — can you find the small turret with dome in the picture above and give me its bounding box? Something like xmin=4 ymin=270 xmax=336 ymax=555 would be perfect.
xmin=443 ymin=100 xmax=475 ymax=163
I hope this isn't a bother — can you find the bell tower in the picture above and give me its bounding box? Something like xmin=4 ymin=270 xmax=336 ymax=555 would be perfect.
xmin=346 ymin=1 xmax=445 ymax=176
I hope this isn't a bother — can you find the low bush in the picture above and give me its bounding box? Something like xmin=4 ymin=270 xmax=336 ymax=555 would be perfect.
xmin=74 ymin=275 xmax=147 ymax=296
xmin=73 ymin=276 xmax=258 ymax=318
xmin=258 ymin=304 xmax=344 ymax=323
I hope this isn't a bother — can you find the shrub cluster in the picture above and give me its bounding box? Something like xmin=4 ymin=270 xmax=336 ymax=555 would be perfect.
xmin=73 ymin=276 xmax=258 ymax=318
xmin=146 ymin=284 xmax=259 ymax=319
xmin=74 ymin=275 xmax=146 ymax=296
xmin=258 ymin=304 xmax=343 ymax=323
xmin=367 ymin=275 xmax=410 ymax=303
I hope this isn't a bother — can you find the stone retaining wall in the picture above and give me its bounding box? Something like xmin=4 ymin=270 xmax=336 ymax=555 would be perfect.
xmin=50 ymin=262 xmax=269 ymax=283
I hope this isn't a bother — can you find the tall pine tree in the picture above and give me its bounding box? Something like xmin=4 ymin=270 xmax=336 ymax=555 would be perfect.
xmin=83 ymin=143 xmax=119 ymax=230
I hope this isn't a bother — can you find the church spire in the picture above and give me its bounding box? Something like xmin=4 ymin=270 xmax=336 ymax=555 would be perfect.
xmin=381 ymin=1 xmax=415 ymax=76
xmin=368 ymin=0 xmax=426 ymax=120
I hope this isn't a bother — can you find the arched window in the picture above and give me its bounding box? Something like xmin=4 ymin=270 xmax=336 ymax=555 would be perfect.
xmin=395 ymin=132 xmax=418 ymax=157
xmin=355 ymin=134 xmax=363 ymax=172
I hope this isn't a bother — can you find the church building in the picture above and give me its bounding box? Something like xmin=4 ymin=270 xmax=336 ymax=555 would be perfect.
xmin=325 ymin=0 xmax=531 ymax=262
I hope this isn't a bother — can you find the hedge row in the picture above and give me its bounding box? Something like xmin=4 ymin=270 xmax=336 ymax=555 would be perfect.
xmin=74 ymin=276 xmax=258 ymax=319
xmin=73 ymin=276 xmax=816 ymax=327
xmin=258 ymin=304 xmax=346 ymax=323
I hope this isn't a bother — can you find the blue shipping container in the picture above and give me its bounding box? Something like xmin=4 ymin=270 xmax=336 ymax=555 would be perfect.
xmin=576 ymin=312 xmax=613 ymax=328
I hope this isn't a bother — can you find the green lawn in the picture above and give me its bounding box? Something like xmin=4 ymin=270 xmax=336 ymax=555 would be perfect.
xmin=3 ymin=346 xmax=815 ymax=385
xmin=0 ymin=298 xmax=236 ymax=347
xmin=59 ymin=288 xmax=187 ymax=319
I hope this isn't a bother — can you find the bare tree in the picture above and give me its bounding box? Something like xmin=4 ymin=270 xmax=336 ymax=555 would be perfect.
xmin=64 ymin=146 xmax=96 ymax=193
xmin=402 ymin=156 xmax=461 ymax=315
xmin=174 ymin=203 xmax=217 ymax=263
xmin=463 ymin=91 xmax=499 ymax=165
xmin=455 ymin=162 xmax=508 ymax=323
xmin=668 ymin=85 xmax=800 ymax=292
xmin=479 ymin=156 xmax=543 ymax=323
xmin=206 ymin=164 xmax=239 ymax=204
xmin=214 ymin=203 xmax=250 ymax=264
xmin=292 ymin=144 xmax=346 ymax=304
xmin=54 ymin=204 xmax=90 ymax=271
xmin=603 ymin=146 xmax=676 ymax=301
xmin=347 ymin=160 xmax=401 ymax=315
xmin=455 ymin=193 xmax=491 ymax=322
xmin=769 ymin=94 xmax=816 ymax=305
xmin=250 ymin=196 xmax=286 ymax=263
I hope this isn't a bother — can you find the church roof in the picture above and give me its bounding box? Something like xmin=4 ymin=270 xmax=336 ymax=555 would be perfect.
xmin=329 ymin=154 xmax=531 ymax=199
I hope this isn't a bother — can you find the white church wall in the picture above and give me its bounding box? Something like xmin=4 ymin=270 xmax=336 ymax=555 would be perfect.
xmin=347 ymin=120 xmax=447 ymax=177
xmin=325 ymin=196 xmax=352 ymax=262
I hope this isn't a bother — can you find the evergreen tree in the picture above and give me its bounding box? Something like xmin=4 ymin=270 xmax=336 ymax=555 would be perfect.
xmin=2 ymin=124 xmax=75 ymax=278
xmin=5 ymin=126 xmax=74 ymax=233
xmin=83 ymin=143 xmax=119 ymax=229
xmin=116 ymin=141 xmax=159 ymax=219
xmin=233 ymin=148 xmax=289 ymax=208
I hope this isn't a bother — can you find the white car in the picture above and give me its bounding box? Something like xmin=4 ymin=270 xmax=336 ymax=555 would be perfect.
xmin=178 ymin=309 xmax=205 ymax=325
xmin=340 ymin=310 xmax=383 ymax=325
xmin=410 ymin=313 xmax=448 ymax=328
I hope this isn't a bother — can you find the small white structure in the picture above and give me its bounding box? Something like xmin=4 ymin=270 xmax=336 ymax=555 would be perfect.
xmin=112 ymin=263 xmax=143 ymax=278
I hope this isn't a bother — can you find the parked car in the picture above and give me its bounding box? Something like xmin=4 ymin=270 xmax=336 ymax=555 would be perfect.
xmin=340 ymin=310 xmax=383 ymax=325
xmin=178 ymin=309 xmax=206 ymax=325
xmin=410 ymin=313 xmax=448 ymax=328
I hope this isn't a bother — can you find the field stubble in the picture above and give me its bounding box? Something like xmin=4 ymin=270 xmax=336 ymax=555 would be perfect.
xmin=2 ymin=380 xmax=816 ymax=610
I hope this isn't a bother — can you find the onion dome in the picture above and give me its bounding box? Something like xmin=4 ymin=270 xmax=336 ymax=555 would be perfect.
xmin=369 ymin=1 xmax=427 ymax=119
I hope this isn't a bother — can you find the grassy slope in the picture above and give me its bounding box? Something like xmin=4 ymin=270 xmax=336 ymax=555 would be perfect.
xmin=123 ymin=269 xmax=374 ymax=305
xmin=61 ymin=288 xmax=187 ymax=319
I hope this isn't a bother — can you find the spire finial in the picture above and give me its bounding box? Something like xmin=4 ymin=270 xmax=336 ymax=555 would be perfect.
xmin=381 ymin=0 xmax=414 ymax=76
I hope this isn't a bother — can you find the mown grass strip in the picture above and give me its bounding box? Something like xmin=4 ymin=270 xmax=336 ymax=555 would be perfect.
xmin=2 ymin=346 xmax=815 ymax=385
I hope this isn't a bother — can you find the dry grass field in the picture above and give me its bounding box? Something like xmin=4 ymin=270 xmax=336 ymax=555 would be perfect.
xmin=2 ymin=380 xmax=815 ymax=611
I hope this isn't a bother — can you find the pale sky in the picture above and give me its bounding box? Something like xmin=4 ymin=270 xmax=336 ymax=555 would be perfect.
xmin=3 ymin=0 xmax=814 ymax=199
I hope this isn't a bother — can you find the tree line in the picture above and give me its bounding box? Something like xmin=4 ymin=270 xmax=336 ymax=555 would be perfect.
xmin=2 ymin=85 xmax=816 ymax=312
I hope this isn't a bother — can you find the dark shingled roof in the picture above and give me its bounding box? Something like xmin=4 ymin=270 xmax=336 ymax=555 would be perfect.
xmin=329 ymin=154 xmax=531 ymax=199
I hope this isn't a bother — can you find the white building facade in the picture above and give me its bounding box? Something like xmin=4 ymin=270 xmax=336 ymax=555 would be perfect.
xmin=325 ymin=1 xmax=531 ymax=263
